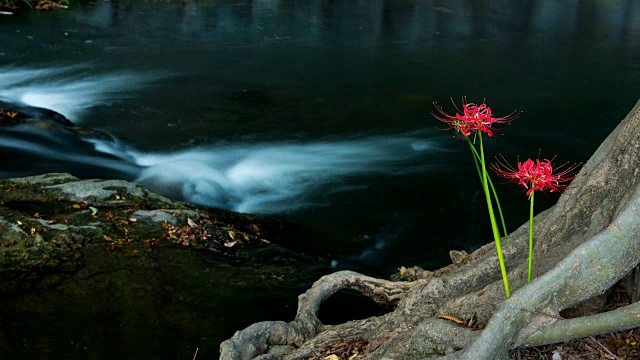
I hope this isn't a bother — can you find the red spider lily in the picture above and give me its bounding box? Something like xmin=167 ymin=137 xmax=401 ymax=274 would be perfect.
xmin=492 ymin=156 xmax=581 ymax=196
xmin=432 ymin=98 xmax=519 ymax=137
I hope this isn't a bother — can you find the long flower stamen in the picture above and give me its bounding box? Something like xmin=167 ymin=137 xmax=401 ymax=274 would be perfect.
xmin=433 ymin=98 xmax=519 ymax=138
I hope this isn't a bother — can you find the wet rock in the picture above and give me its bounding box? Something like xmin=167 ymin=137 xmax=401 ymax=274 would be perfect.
xmin=0 ymin=172 xmax=315 ymax=289
xmin=0 ymin=172 xmax=331 ymax=358
xmin=0 ymin=100 xmax=73 ymax=126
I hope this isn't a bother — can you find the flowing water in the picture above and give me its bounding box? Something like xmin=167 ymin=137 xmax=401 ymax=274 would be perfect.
xmin=1 ymin=0 xmax=639 ymax=358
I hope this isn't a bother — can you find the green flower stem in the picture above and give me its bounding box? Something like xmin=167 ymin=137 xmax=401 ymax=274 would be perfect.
xmin=528 ymin=191 xmax=535 ymax=282
xmin=479 ymin=133 xmax=511 ymax=297
xmin=465 ymin=137 xmax=508 ymax=238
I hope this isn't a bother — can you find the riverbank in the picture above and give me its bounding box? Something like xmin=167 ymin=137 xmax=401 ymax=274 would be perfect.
xmin=0 ymin=0 xmax=67 ymax=13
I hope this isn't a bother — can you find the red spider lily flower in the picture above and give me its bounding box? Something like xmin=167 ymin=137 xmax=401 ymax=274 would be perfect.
xmin=492 ymin=156 xmax=581 ymax=196
xmin=432 ymin=98 xmax=519 ymax=137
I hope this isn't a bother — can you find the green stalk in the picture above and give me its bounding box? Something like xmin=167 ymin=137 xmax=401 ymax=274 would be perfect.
xmin=465 ymin=137 xmax=508 ymax=238
xmin=479 ymin=133 xmax=510 ymax=297
xmin=528 ymin=191 xmax=535 ymax=282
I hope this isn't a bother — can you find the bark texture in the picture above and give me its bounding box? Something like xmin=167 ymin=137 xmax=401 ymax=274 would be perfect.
xmin=219 ymin=100 xmax=640 ymax=359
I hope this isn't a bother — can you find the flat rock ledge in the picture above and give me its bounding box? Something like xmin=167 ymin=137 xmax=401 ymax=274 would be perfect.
xmin=0 ymin=172 xmax=291 ymax=297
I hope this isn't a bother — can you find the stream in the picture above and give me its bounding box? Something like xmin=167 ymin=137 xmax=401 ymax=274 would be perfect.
xmin=1 ymin=0 xmax=639 ymax=358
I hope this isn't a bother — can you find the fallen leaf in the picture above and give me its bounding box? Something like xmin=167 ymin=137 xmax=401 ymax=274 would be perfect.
xmin=128 ymin=218 xmax=137 ymax=222
xmin=399 ymin=266 xmax=407 ymax=277
xmin=72 ymin=204 xmax=81 ymax=209
xmin=228 ymin=231 xmax=236 ymax=239
xmin=187 ymin=218 xmax=196 ymax=228
xmin=89 ymin=207 xmax=98 ymax=215
xmin=324 ymin=355 xmax=339 ymax=360
xmin=17 ymin=220 xmax=22 ymax=225
xmin=436 ymin=313 xmax=466 ymax=326
xmin=224 ymin=240 xmax=238 ymax=248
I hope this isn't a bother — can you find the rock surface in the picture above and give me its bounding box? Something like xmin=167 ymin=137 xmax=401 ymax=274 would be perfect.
xmin=0 ymin=173 xmax=331 ymax=358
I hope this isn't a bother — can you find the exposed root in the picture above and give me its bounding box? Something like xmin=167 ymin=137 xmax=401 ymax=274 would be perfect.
xmin=220 ymin=270 xmax=419 ymax=359
xmin=523 ymin=300 xmax=640 ymax=348
xmin=449 ymin=187 xmax=640 ymax=360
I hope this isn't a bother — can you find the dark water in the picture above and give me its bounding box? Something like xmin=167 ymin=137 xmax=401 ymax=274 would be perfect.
xmin=1 ymin=0 xmax=639 ymax=358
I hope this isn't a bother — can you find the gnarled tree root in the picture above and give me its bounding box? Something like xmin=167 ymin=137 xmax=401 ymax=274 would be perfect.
xmin=219 ymin=270 xmax=419 ymax=359
xmin=523 ymin=300 xmax=640 ymax=348
xmin=442 ymin=187 xmax=640 ymax=359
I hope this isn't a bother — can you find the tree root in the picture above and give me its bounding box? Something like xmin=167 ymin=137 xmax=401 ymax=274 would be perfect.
xmin=523 ymin=300 xmax=640 ymax=348
xmin=445 ymin=186 xmax=640 ymax=359
xmin=219 ymin=270 xmax=419 ymax=359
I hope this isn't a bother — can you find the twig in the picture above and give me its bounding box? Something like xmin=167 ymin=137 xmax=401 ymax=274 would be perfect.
xmin=588 ymin=336 xmax=620 ymax=360
xmin=192 ymin=347 xmax=199 ymax=360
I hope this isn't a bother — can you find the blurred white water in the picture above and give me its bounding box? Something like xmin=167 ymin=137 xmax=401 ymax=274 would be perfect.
xmin=0 ymin=65 xmax=441 ymax=214
xmin=89 ymin=135 xmax=439 ymax=213
xmin=0 ymin=65 xmax=161 ymax=122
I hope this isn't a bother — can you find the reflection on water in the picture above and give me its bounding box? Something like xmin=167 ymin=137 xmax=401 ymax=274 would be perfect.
xmin=71 ymin=0 xmax=640 ymax=46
